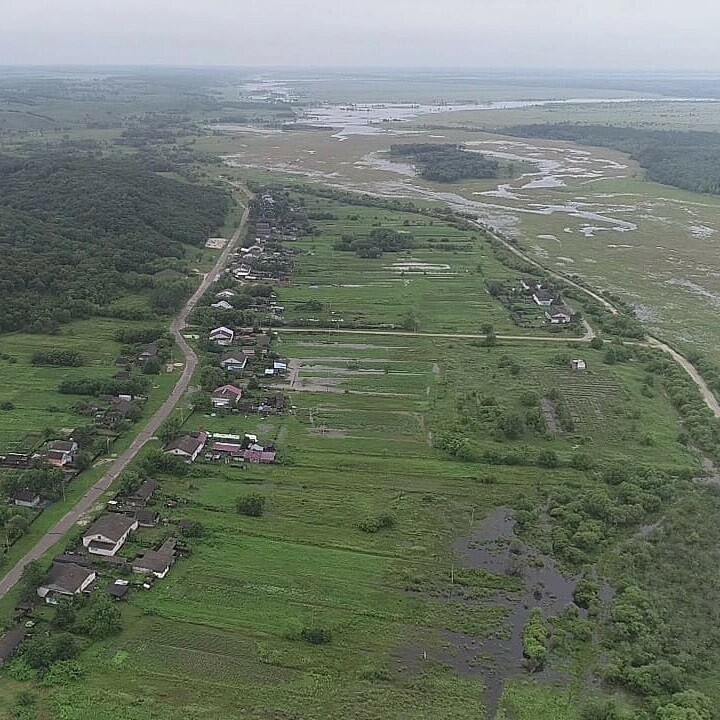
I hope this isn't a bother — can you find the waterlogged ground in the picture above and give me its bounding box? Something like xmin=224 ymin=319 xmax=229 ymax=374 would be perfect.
xmin=207 ymin=99 xmax=720 ymax=361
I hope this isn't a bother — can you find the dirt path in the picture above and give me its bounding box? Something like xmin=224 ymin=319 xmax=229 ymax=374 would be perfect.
xmin=281 ymin=328 xmax=592 ymax=343
xmin=646 ymin=336 xmax=720 ymax=418
xmin=0 ymin=205 xmax=250 ymax=600
xmin=476 ymin=223 xmax=619 ymax=317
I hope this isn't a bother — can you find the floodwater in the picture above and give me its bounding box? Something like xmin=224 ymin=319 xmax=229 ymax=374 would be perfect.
xmin=447 ymin=507 xmax=581 ymax=718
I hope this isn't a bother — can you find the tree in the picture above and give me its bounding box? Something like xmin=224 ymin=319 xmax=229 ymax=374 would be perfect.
xmin=19 ymin=560 xmax=46 ymax=601
xmin=159 ymin=416 xmax=183 ymax=444
xmin=74 ymin=593 xmax=123 ymax=639
xmin=483 ymin=325 xmax=497 ymax=347
xmin=590 ymin=336 xmax=604 ymax=350
xmin=74 ymin=451 xmax=93 ymax=472
xmin=522 ymin=608 xmax=548 ymax=671
xmin=498 ymin=412 xmax=525 ymax=440
xmin=236 ymin=493 xmax=266 ymax=517
xmin=22 ymin=632 xmax=80 ymax=671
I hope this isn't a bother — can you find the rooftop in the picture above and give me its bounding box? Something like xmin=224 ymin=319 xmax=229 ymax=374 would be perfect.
xmin=84 ymin=514 xmax=137 ymax=543
xmin=44 ymin=562 xmax=94 ymax=594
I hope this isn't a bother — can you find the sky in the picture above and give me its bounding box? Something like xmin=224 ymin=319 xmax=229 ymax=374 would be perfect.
xmin=2 ymin=0 xmax=720 ymax=70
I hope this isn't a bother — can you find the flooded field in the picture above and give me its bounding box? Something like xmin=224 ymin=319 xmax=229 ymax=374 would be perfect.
xmin=214 ymin=97 xmax=720 ymax=361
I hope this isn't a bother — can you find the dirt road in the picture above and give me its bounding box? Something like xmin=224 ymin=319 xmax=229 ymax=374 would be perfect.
xmin=646 ymin=336 xmax=720 ymax=417
xmin=0 ymin=206 xmax=249 ymax=600
xmin=281 ymin=327 xmax=592 ymax=343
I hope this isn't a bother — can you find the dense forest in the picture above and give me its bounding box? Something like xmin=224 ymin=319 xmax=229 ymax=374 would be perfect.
xmin=504 ymin=124 xmax=720 ymax=195
xmin=388 ymin=143 xmax=499 ymax=182
xmin=0 ymin=153 xmax=230 ymax=333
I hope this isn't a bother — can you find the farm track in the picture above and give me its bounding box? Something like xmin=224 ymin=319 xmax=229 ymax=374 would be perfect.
xmin=475 ymin=224 xmax=720 ymax=419
xmin=0 ymin=205 xmax=250 ymax=600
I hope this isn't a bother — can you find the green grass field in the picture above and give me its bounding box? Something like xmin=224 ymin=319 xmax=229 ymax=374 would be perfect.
xmin=2 ymin=322 xmax=696 ymax=719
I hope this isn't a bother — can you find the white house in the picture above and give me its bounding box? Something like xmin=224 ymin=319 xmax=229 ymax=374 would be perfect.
xmin=46 ymin=440 xmax=78 ymax=468
xmin=545 ymin=306 xmax=572 ymax=324
xmin=211 ymin=384 xmax=243 ymax=408
xmin=82 ymin=514 xmax=138 ymax=556
xmin=164 ymin=432 xmax=208 ymax=462
xmin=571 ymin=359 xmax=587 ymax=370
xmin=532 ymin=290 xmax=556 ymax=307
xmin=211 ymin=300 xmax=234 ymax=310
xmin=13 ymin=489 xmax=41 ymax=508
xmin=209 ymin=326 xmax=234 ymax=346
xmin=220 ymin=353 xmax=248 ymax=372
xmin=132 ymin=539 xmax=177 ymax=579
xmin=216 ymin=289 xmax=236 ymax=300
xmin=37 ymin=562 xmax=96 ymax=604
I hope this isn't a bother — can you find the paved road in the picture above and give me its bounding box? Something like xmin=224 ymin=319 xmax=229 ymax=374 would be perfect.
xmin=0 ymin=207 xmax=249 ymax=600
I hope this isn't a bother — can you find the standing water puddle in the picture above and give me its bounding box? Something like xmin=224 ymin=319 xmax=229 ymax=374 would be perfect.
xmin=445 ymin=507 xmax=581 ymax=718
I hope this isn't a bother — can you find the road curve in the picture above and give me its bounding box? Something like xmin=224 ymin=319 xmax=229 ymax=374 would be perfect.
xmin=0 ymin=207 xmax=249 ymax=600
xmin=476 ymin=223 xmax=619 ymax=317
xmin=646 ymin=336 xmax=720 ymax=418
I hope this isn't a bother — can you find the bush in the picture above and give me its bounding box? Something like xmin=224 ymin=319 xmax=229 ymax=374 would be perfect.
xmin=41 ymin=659 xmax=86 ymax=686
xmin=358 ymin=514 xmax=396 ymax=533
xmin=537 ymin=450 xmax=559 ymax=468
xmin=300 ymin=626 xmax=332 ymax=645
xmin=522 ymin=608 xmax=548 ymax=671
xmin=236 ymin=493 xmax=266 ymax=517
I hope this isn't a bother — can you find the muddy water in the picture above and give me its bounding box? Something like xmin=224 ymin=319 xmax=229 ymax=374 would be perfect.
xmin=448 ymin=507 xmax=580 ymax=719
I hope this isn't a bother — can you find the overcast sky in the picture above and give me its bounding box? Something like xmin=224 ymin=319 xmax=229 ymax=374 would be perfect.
xmin=2 ymin=0 xmax=720 ymax=70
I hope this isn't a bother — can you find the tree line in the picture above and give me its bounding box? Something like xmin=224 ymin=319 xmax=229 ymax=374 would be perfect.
xmin=505 ymin=123 xmax=720 ymax=195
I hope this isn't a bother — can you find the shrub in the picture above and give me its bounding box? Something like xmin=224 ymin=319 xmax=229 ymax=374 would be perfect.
xmin=300 ymin=626 xmax=332 ymax=645
xmin=236 ymin=493 xmax=266 ymax=517
xmin=358 ymin=514 xmax=395 ymax=533
xmin=522 ymin=608 xmax=548 ymax=671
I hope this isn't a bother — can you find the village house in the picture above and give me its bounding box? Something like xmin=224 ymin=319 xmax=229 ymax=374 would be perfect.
xmin=164 ymin=432 xmax=208 ymax=463
xmin=132 ymin=538 xmax=178 ymax=579
xmin=107 ymin=579 xmax=130 ymax=601
xmin=46 ymin=440 xmax=78 ymax=468
xmin=37 ymin=562 xmax=96 ymax=604
xmin=127 ymin=478 xmax=160 ymax=508
xmin=215 ymin=289 xmax=236 ymax=300
xmin=571 ymin=359 xmax=587 ymax=370
xmin=0 ymin=453 xmax=30 ymax=468
xmin=13 ymin=488 xmax=41 ymax=509
xmin=219 ymin=352 xmax=249 ymax=372
xmin=209 ymin=326 xmax=234 ymax=346
xmin=211 ymin=384 xmax=243 ymax=408
xmin=545 ymin=305 xmax=573 ymax=324
xmin=101 ymin=397 xmax=133 ymax=429
xmin=532 ymin=289 xmax=556 ymax=307
xmin=137 ymin=343 xmax=158 ymax=365
xmin=133 ymin=508 xmax=160 ymax=527
xmin=82 ymin=514 xmax=138 ymax=556
xmin=211 ymin=300 xmax=234 ymax=310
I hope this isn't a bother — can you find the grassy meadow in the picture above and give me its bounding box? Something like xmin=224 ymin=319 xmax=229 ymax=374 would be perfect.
xmin=3 ymin=320 xmax=698 ymax=719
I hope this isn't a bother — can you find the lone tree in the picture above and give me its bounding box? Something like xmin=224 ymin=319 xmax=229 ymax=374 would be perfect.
xmin=236 ymin=493 xmax=266 ymax=517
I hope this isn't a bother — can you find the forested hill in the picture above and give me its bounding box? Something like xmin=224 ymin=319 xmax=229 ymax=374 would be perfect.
xmin=0 ymin=154 xmax=230 ymax=333
xmin=504 ymin=124 xmax=720 ymax=195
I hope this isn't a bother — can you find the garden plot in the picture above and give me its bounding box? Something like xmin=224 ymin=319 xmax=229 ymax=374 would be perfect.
xmin=532 ymin=367 xmax=623 ymax=425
